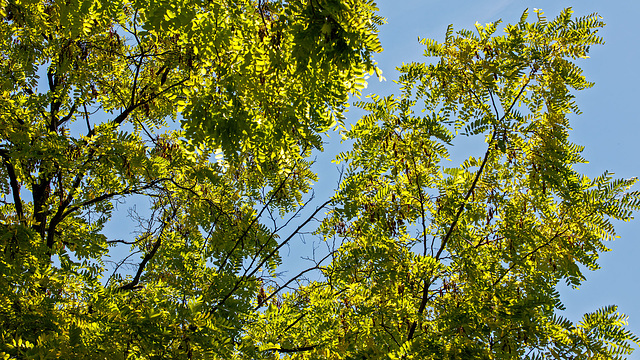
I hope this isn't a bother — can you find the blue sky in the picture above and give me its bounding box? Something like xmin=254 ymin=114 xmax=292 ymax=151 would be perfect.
xmin=343 ymin=0 xmax=640 ymax=353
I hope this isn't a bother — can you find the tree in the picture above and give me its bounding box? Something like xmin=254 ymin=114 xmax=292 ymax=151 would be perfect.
xmin=0 ymin=0 xmax=382 ymax=357
xmin=247 ymin=8 xmax=640 ymax=360
xmin=0 ymin=2 xmax=637 ymax=360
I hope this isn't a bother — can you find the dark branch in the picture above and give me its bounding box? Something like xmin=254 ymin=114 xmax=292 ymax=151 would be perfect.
xmin=118 ymin=225 xmax=166 ymax=291
xmin=255 ymin=251 xmax=333 ymax=311
xmin=217 ymin=169 xmax=296 ymax=271
xmin=434 ymin=77 xmax=531 ymax=261
xmin=493 ymin=227 xmax=569 ymax=287
xmin=61 ymin=179 xmax=167 ymax=218
xmin=210 ymin=199 xmax=331 ymax=314
xmin=434 ymin=128 xmax=496 ymax=261
xmin=58 ymin=101 xmax=79 ymax=127
xmin=407 ymin=73 xmax=534 ymax=342
xmin=263 ymin=344 xmax=319 ymax=353
xmin=0 ymin=150 xmax=24 ymax=221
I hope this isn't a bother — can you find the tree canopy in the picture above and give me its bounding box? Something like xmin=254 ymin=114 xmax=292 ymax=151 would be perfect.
xmin=0 ymin=1 xmax=638 ymax=359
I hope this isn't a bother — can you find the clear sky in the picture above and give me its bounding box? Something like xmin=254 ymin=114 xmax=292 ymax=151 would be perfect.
xmin=339 ymin=0 xmax=640 ymax=354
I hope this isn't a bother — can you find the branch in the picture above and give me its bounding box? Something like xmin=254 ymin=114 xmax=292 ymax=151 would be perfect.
xmin=210 ymin=199 xmax=331 ymax=313
xmin=217 ymin=169 xmax=296 ymax=271
xmin=0 ymin=150 xmax=24 ymax=222
xmin=245 ymin=199 xmax=331 ymax=283
xmin=117 ymin=212 xmax=172 ymax=291
xmin=129 ymin=44 xmax=143 ymax=108
xmin=406 ymin=128 xmax=496 ymax=342
xmin=105 ymin=249 xmax=142 ymax=287
xmin=283 ymin=313 xmax=306 ymax=334
xmin=255 ymin=250 xmax=334 ymax=311
xmin=83 ymin=103 xmax=92 ymax=134
xmin=56 ymin=73 xmax=190 ymax=228
xmin=61 ymin=179 xmax=168 ymax=218
xmin=105 ymin=211 xmax=159 ymax=287
xmin=262 ymin=344 xmax=319 ymax=353
xmin=58 ymin=101 xmax=79 ymax=128
xmin=45 ymin=176 xmax=165 ymax=249
xmin=434 ymin=128 xmax=496 ymax=261
xmin=380 ymin=316 xmax=401 ymax=347
xmin=42 ymin=75 xmax=190 ymax=247
xmin=492 ymin=227 xmax=570 ymax=287
xmin=118 ymin=235 xmax=162 ymax=291
xmin=408 ymin=149 xmax=429 ymax=256
xmin=407 ymin=73 xmax=534 ymax=343
xmin=106 ymin=239 xmax=142 ymax=245
xmin=242 ymin=191 xmax=317 ymax=276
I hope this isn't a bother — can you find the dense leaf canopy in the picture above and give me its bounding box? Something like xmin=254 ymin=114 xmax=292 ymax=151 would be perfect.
xmin=0 ymin=1 xmax=638 ymax=359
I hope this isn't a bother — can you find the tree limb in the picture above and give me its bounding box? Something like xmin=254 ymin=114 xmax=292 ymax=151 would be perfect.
xmin=117 ymin=208 xmax=174 ymax=291
xmin=60 ymin=179 xmax=168 ymax=218
xmin=407 ymin=74 xmax=533 ymax=342
xmin=0 ymin=150 xmax=24 ymax=222
xmin=210 ymin=199 xmax=331 ymax=313
xmin=255 ymin=250 xmax=334 ymax=311
xmin=262 ymin=344 xmax=319 ymax=353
